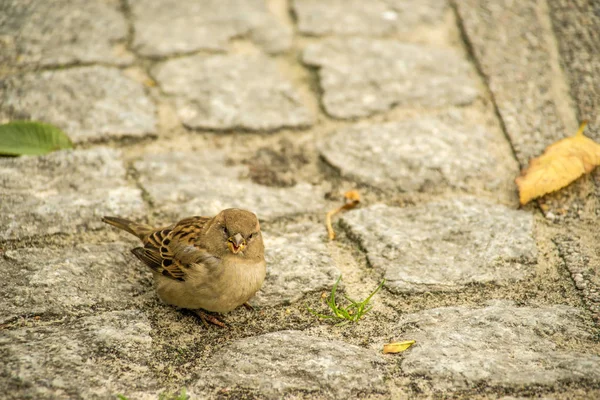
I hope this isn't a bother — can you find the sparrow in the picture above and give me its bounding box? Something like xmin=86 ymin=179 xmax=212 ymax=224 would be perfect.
xmin=102 ymin=208 xmax=266 ymax=327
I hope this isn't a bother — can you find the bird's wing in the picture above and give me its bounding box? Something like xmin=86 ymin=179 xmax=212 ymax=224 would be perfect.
xmin=132 ymin=216 xmax=214 ymax=281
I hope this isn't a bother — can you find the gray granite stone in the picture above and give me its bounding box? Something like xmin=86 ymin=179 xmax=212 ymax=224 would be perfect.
xmin=398 ymin=301 xmax=600 ymax=388
xmin=0 ymin=244 xmax=147 ymax=323
xmin=0 ymin=310 xmax=155 ymax=399
xmin=456 ymin=0 xmax=568 ymax=165
xmin=134 ymin=151 xmax=328 ymax=219
xmin=0 ymin=0 xmax=133 ymax=67
xmin=293 ymin=0 xmax=448 ymax=37
xmin=319 ymin=115 xmax=518 ymax=199
xmin=253 ymin=223 xmax=340 ymax=307
xmin=549 ymin=0 xmax=600 ymax=142
xmin=152 ymin=54 xmax=313 ymax=131
xmin=303 ymin=38 xmax=478 ymax=118
xmin=194 ymin=330 xmax=386 ymax=398
xmin=0 ymin=148 xmax=147 ymax=240
xmin=340 ymin=198 xmax=536 ymax=293
xmin=0 ymin=66 xmax=156 ymax=143
xmin=130 ymin=0 xmax=291 ymax=57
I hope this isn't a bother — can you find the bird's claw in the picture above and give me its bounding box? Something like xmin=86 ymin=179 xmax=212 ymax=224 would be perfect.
xmin=194 ymin=309 xmax=226 ymax=328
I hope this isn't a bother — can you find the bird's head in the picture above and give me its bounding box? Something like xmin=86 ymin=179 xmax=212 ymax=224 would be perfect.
xmin=206 ymin=208 xmax=264 ymax=259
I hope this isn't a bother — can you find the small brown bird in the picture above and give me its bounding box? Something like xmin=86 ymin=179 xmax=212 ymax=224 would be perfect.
xmin=102 ymin=208 xmax=266 ymax=327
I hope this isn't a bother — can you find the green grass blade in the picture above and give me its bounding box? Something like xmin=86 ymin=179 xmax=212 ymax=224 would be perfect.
xmin=307 ymin=276 xmax=385 ymax=325
xmin=343 ymin=295 xmax=360 ymax=306
xmin=307 ymin=306 xmax=336 ymax=319
xmin=363 ymin=279 xmax=386 ymax=304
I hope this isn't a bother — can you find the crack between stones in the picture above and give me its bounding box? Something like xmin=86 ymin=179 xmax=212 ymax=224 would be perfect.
xmin=552 ymin=235 xmax=600 ymax=327
xmin=449 ymin=0 xmax=521 ymax=170
xmin=537 ymin=0 xmax=580 ymax=133
xmin=125 ymin=161 xmax=156 ymax=215
xmin=179 ymin=121 xmax=314 ymax=135
xmin=137 ymin=47 xmax=226 ymax=63
xmin=119 ymin=0 xmax=135 ymax=57
xmin=286 ymin=0 xmax=299 ymax=30
xmin=296 ymin=61 xmax=332 ymax=120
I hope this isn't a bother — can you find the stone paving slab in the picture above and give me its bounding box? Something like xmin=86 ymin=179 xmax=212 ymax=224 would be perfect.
xmin=0 ymin=244 xmax=147 ymax=323
xmin=193 ymin=330 xmax=386 ymax=398
xmin=303 ymin=38 xmax=478 ymax=118
xmin=0 ymin=66 xmax=156 ymax=143
xmin=0 ymin=0 xmax=133 ymax=68
xmin=130 ymin=0 xmax=291 ymax=57
xmin=456 ymin=0 xmax=568 ymax=164
xmin=319 ymin=114 xmax=518 ymax=198
xmin=0 ymin=310 xmax=154 ymax=400
xmin=548 ymin=0 xmax=600 ymax=140
xmin=152 ymin=54 xmax=313 ymax=131
xmin=0 ymin=148 xmax=147 ymax=240
xmin=134 ymin=151 xmax=328 ymax=220
xmin=340 ymin=198 xmax=536 ymax=293
xmin=398 ymin=300 xmax=600 ymax=389
xmin=293 ymin=0 xmax=448 ymax=37
xmin=253 ymin=223 xmax=340 ymax=307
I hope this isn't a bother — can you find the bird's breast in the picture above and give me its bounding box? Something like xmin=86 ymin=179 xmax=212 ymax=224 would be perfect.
xmin=155 ymin=257 xmax=266 ymax=313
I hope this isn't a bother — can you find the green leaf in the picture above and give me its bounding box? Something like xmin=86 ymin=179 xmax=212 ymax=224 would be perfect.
xmin=0 ymin=121 xmax=73 ymax=156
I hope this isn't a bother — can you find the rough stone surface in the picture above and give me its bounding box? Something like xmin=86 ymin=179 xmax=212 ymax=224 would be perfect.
xmin=0 ymin=66 xmax=156 ymax=143
xmin=398 ymin=301 xmax=600 ymax=388
xmin=0 ymin=245 xmax=147 ymax=323
xmin=253 ymin=223 xmax=340 ymax=307
xmin=194 ymin=330 xmax=386 ymax=398
xmin=456 ymin=0 xmax=569 ymax=164
xmin=152 ymin=54 xmax=312 ymax=131
xmin=319 ymin=115 xmax=518 ymax=198
xmin=134 ymin=151 xmax=328 ymax=220
xmin=0 ymin=148 xmax=147 ymax=240
xmin=554 ymin=234 xmax=600 ymax=324
xmin=293 ymin=0 xmax=448 ymax=37
xmin=130 ymin=0 xmax=291 ymax=57
xmin=340 ymin=198 xmax=536 ymax=293
xmin=0 ymin=310 xmax=154 ymax=399
xmin=0 ymin=0 xmax=133 ymax=67
xmin=303 ymin=38 xmax=478 ymax=118
xmin=549 ymin=0 xmax=600 ymax=141
xmin=1 ymin=1 xmax=599 ymax=399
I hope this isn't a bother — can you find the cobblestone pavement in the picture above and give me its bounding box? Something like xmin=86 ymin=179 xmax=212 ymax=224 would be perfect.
xmin=1 ymin=1 xmax=599 ymax=399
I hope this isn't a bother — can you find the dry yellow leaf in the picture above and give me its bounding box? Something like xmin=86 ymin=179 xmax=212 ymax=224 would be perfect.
xmin=383 ymin=340 xmax=416 ymax=354
xmin=344 ymin=190 xmax=361 ymax=204
xmin=326 ymin=190 xmax=361 ymax=240
xmin=515 ymin=121 xmax=600 ymax=205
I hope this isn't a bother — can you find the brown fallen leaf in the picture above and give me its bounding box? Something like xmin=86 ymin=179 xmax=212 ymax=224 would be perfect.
xmin=383 ymin=340 xmax=416 ymax=354
xmin=326 ymin=190 xmax=361 ymax=240
xmin=516 ymin=121 xmax=600 ymax=205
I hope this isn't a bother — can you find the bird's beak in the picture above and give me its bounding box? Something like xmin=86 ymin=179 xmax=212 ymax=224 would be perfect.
xmin=227 ymin=233 xmax=246 ymax=254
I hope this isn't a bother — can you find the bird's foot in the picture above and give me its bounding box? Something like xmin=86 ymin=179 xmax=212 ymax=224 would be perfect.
xmin=243 ymin=302 xmax=254 ymax=311
xmin=194 ymin=309 xmax=226 ymax=328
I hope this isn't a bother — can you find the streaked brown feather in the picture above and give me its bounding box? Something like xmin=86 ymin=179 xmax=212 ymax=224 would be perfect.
xmin=131 ymin=247 xmax=162 ymax=272
xmin=135 ymin=216 xmax=210 ymax=281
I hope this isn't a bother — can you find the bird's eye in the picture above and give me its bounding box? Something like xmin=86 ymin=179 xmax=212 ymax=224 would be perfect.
xmin=222 ymin=226 xmax=229 ymax=237
xmin=248 ymin=232 xmax=258 ymax=240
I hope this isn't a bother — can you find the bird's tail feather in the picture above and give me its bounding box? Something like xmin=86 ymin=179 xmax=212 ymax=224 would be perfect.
xmin=102 ymin=216 xmax=153 ymax=240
